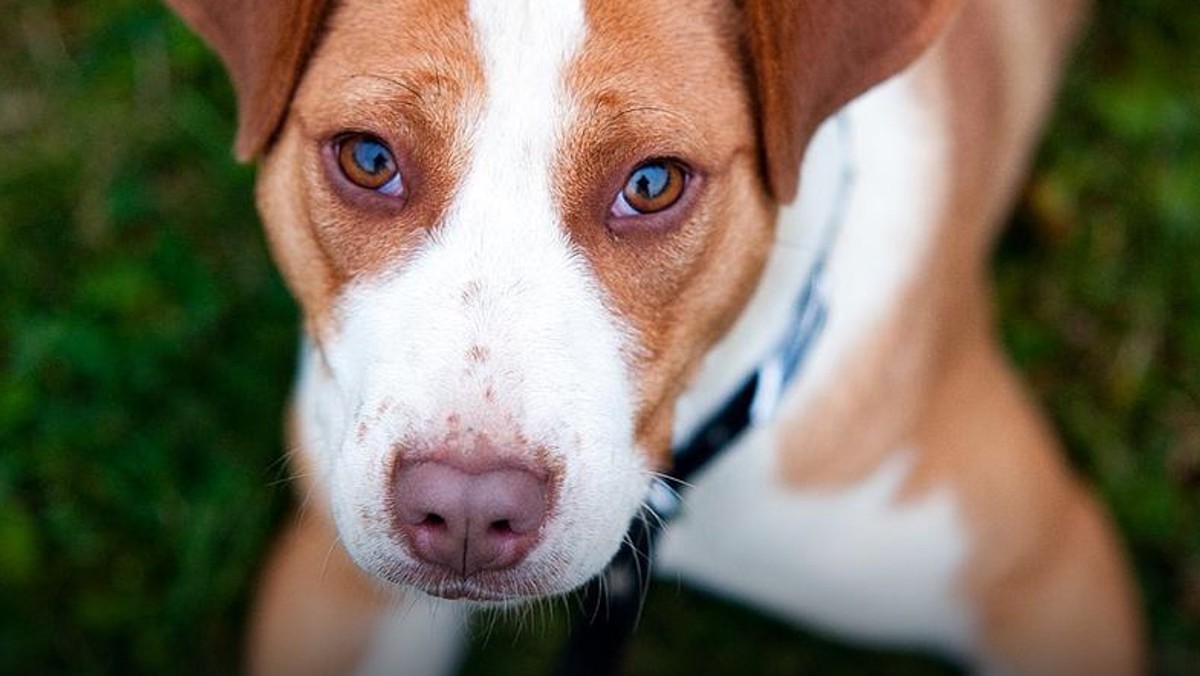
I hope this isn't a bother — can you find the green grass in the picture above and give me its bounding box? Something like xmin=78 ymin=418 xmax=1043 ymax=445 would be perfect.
xmin=1 ymin=0 xmax=1197 ymax=674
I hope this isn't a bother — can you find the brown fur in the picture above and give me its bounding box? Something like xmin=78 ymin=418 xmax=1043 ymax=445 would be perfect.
xmin=247 ymin=511 xmax=389 ymax=676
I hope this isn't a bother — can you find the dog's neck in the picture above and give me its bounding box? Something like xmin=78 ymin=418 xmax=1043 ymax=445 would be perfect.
xmin=673 ymin=63 xmax=948 ymax=460
xmin=672 ymin=113 xmax=854 ymax=447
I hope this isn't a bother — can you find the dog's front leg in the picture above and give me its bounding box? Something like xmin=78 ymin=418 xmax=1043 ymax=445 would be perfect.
xmin=247 ymin=512 xmax=467 ymax=676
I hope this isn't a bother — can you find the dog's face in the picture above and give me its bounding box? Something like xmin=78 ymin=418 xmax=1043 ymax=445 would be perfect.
xmin=167 ymin=0 xmax=957 ymax=603
xmin=261 ymin=0 xmax=773 ymax=601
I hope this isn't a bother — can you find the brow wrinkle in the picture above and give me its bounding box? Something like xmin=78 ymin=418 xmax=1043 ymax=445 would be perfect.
xmin=605 ymin=104 xmax=696 ymax=131
xmin=347 ymin=68 xmax=467 ymax=116
xmin=348 ymin=73 xmax=425 ymax=100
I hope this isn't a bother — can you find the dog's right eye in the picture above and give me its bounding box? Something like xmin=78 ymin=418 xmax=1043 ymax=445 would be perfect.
xmin=336 ymin=134 xmax=404 ymax=197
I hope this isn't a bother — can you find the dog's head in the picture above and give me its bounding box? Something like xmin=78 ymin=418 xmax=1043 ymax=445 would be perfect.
xmin=167 ymin=0 xmax=957 ymax=603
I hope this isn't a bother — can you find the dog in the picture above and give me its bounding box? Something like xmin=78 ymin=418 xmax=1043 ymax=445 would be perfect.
xmin=164 ymin=0 xmax=1145 ymax=674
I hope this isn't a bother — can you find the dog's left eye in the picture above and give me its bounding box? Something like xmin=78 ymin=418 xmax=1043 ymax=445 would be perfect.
xmin=611 ymin=160 xmax=687 ymax=217
xmin=336 ymin=134 xmax=404 ymax=197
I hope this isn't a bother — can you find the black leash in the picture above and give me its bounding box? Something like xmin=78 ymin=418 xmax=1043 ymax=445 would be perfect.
xmin=551 ymin=113 xmax=854 ymax=676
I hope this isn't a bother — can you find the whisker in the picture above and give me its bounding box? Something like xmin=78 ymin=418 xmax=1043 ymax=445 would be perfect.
xmin=647 ymin=470 xmax=694 ymax=492
xmin=319 ymin=532 xmax=343 ymax=583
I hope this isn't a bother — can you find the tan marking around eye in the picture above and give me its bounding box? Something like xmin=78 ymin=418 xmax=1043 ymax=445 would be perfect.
xmin=560 ymin=0 xmax=774 ymax=464
xmin=255 ymin=0 xmax=483 ymax=335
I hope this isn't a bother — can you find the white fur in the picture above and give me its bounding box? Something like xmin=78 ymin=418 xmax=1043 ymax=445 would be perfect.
xmin=663 ymin=68 xmax=976 ymax=655
xmin=297 ymin=0 xmax=649 ymax=602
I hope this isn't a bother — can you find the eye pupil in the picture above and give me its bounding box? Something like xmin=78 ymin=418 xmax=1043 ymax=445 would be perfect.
xmin=620 ymin=160 xmax=685 ymax=215
xmin=355 ymin=141 xmax=389 ymax=175
xmin=336 ymin=134 xmax=403 ymax=196
xmin=633 ymin=166 xmax=668 ymax=199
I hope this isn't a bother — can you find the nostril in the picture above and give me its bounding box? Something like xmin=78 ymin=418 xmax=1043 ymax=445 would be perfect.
xmin=488 ymin=519 xmax=513 ymax=536
xmin=419 ymin=513 xmax=447 ymax=530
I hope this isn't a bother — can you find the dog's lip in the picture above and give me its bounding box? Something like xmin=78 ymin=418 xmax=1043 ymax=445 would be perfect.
xmin=422 ymin=582 xmax=524 ymax=603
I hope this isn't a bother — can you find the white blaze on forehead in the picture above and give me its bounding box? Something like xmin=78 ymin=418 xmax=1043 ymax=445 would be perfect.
xmin=302 ymin=0 xmax=648 ymax=597
xmin=467 ymin=0 xmax=586 ymax=187
xmin=446 ymin=0 xmax=591 ymax=313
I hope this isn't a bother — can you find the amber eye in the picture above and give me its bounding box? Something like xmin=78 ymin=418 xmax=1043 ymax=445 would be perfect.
xmin=611 ymin=160 xmax=687 ymax=217
xmin=336 ymin=134 xmax=403 ymax=196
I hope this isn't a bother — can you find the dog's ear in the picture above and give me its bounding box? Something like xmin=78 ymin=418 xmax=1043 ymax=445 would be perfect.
xmin=165 ymin=0 xmax=330 ymax=161
xmin=744 ymin=0 xmax=961 ymax=202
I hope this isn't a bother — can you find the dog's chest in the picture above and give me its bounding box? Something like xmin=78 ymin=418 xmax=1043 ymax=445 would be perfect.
xmin=656 ymin=428 xmax=975 ymax=657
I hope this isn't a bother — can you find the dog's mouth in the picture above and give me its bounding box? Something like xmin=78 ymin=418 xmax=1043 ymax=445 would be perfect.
xmin=375 ymin=558 xmax=572 ymax=605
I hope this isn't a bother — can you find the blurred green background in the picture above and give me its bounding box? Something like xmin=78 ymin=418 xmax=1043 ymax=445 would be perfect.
xmin=0 ymin=0 xmax=1197 ymax=674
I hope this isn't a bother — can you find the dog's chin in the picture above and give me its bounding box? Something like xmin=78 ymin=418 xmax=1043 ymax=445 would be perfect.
xmin=366 ymin=557 xmax=598 ymax=607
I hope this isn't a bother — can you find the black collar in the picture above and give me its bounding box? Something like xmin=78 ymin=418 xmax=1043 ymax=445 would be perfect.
xmin=552 ymin=114 xmax=856 ymax=676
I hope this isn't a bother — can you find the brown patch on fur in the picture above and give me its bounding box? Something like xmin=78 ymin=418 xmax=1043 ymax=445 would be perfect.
xmin=374 ymin=399 xmax=394 ymax=417
xmin=255 ymin=0 xmax=483 ymax=334
xmin=466 ymin=344 xmax=489 ymax=364
xmin=352 ymin=399 xmax=395 ymax=445
xmin=746 ymin=0 xmax=978 ymax=482
xmin=563 ymin=0 xmax=776 ymax=466
xmin=563 ymin=0 xmax=960 ymax=471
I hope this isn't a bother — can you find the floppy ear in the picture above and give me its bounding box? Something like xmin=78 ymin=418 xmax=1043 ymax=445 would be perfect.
xmin=743 ymin=0 xmax=962 ymax=202
xmin=164 ymin=0 xmax=331 ymax=161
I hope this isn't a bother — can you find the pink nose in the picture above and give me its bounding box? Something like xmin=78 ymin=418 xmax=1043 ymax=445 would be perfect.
xmin=392 ymin=461 xmax=549 ymax=578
